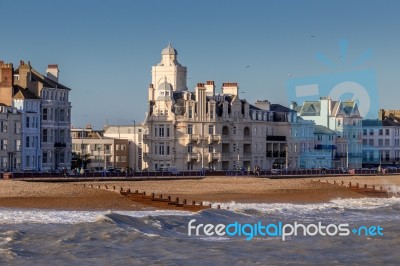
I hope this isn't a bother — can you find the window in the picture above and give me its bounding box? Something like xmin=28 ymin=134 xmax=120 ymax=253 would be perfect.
xmin=0 ymin=121 xmax=7 ymax=132
xmin=166 ymin=145 xmax=170 ymax=155
xmin=378 ymin=139 xmax=383 ymax=146
xmin=369 ymin=129 xmax=373 ymax=136
xmin=60 ymin=109 xmax=65 ymax=122
xmin=379 ymin=129 xmax=383 ymax=135
xmin=26 ymin=137 xmax=30 ymax=148
xmin=208 ymin=145 xmax=213 ymax=153
xmin=159 ymin=125 xmax=164 ymax=137
xmin=187 ymin=145 xmax=193 ymax=153
xmin=166 ymin=126 xmax=170 ymax=137
xmin=43 ymin=108 xmax=48 ymax=120
xmin=337 ymin=119 xmax=341 ymax=126
xmin=26 ymin=117 xmax=30 ymax=128
xmin=362 ymin=139 xmax=367 ymax=145
xmin=60 ymin=152 xmax=65 ymax=163
xmin=208 ymin=125 xmax=214 ymax=135
xmin=363 ymin=129 xmax=367 ymax=136
xmin=386 ymin=129 xmax=390 ymax=136
xmin=233 ymin=127 xmax=236 ymax=134
xmin=14 ymin=122 xmax=21 ymax=134
xmin=0 ymin=139 xmax=7 ymax=150
xmin=60 ymin=129 xmax=65 ymax=143
xmin=16 ymin=140 xmax=21 ymax=151
xmin=187 ymin=124 xmax=193 ymax=135
xmin=154 ymin=125 xmax=158 ymax=137
xmin=369 ymin=139 xmax=374 ymax=146
xmin=159 ymin=144 xmax=165 ymax=155
xmin=210 ymin=108 xmax=214 ymax=119
xmin=121 ymin=156 xmax=127 ymax=162
xmin=385 ymin=139 xmax=390 ymax=146
xmin=189 ymin=108 xmax=193 ymax=119
xmin=121 ymin=144 xmax=126 ymax=150
xmin=1 ymin=157 xmax=8 ymax=169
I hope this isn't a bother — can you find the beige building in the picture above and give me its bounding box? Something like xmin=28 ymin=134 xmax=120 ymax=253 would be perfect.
xmin=71 ymin=127 xmax=129 ymax=171
xmin=143 ymin=45 xmax=319 ymax=171
xmin=103 ymin=124 xmax=145 ymax=171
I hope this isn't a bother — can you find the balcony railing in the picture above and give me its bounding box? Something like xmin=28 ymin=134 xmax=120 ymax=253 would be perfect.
xmin=208 ymin=135 xmax=221 ymax=144
xmin=54 ymin=142 xmax=66 ymax=148
xmin=266 ymin=151 xmax=286 ymax=158
xmin=187 ymin=152 xmax=200 ymax=162
xmin=187 ymin=134 xmax=200 ymax=143
xmin=266 ymin=135 xmax=286 ymax=142
xmin=143 ymin=134 xmax=150 ymax=141
xmin=208 ymin=152 xmax=221 ymax=162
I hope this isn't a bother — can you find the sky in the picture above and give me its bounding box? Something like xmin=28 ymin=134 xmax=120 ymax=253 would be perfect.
xmin=1 ymin=0 xmax=400 ymax=128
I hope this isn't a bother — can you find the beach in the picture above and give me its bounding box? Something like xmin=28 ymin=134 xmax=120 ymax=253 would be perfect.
xmin=1 ymin=175 xmax=400 ymax=210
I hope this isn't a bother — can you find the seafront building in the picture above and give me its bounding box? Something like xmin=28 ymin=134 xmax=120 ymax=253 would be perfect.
xmin=0 ymin=60 xmax=72 ymax=172
xmin=361 ymin=109 xmax=400 ymax=168
xmin=142 ymin=44 xmax=335 ymax=171
xmin=71 ymin=126 xmax=129 ymax=172
xmin=103 ymin=124 xmax=145 ymax=171
xmin=292 ymin=97 xmax=363 ymax=169
xmin=0 ymin=105 xmax=22 ymax=172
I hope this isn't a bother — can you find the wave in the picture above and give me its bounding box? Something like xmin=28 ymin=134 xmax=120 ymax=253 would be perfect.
xmin=206 ymin=197 xmax=400 ymax=211
xmin=0 ymin=208 xmax=193 ymax=225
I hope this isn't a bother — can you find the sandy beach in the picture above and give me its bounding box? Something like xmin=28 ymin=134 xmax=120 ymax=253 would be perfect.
xmin=1 ymin=175 xmax=399 ymax=211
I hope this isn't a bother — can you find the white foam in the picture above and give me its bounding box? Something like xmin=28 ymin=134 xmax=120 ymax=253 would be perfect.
xmin=205 ymin=197 xmax=400 ymax=214
xmin=0 ymin=208 xmax=193 ymax=225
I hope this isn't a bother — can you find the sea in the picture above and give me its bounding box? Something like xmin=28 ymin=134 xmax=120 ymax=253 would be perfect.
xmin=1 ymin=197 xmax=400 ymax=265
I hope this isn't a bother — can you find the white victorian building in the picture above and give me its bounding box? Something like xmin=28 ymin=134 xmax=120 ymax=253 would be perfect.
xmin=142 ymin=44 xmax=327 ymax=171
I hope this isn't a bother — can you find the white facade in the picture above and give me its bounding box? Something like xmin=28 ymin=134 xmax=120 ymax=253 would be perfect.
xmin=103 ymin=124 xmax=145 ymax=171
xmin=40 ymin=86 xmax=72 ymax=171
xmin=362 ymin=115 xmax=400 ymax=167
xmin=13 ymin=97 xmax=41 ymax=170
xmin=293 ymin=97 xmax=363 ymax=169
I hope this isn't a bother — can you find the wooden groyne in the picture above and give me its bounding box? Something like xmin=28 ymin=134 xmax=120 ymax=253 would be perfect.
xmin=315 ymin=179 xmax=396 ymax=197
xmin=82 ymin=184 xmax=216 ymax=212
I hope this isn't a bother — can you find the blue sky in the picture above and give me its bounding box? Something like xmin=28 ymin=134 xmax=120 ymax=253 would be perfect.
xmin=1 ymin=0 xmax=399 ymax=128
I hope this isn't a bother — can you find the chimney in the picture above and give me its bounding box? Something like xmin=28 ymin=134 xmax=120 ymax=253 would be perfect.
xmin=221 ymin=82 xmax=239 ymax=96
xmin=255 ymin=100 xmax=270 ymax=111
xmin=205 ymin=80 xmax=215 ymax=96
xmin=195 ymin=83 xmax=207 ymax=120
xmin=46 ymin=64 xmax=59 ymax=82
xmin=0 ymin=62 xmax=14 ymax=106
xmin=290 ymin=101 xmax=297 ymax=110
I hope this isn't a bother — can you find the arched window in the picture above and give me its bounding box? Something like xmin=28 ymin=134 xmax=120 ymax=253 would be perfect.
xmin=222 ymin=126 xmax=229 ymax=135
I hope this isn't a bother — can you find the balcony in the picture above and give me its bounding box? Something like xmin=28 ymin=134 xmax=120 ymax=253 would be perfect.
xmin=54 ymin=142 xmax=66 ymax=148
xmin=266 ymin=135 xmax=286 ymax=142
xmin=143 ymin=152 xmax=151 ymax=161
xmin=266 ymin=151 xmax=286 ymax=158
xmin=187 ymin=134 xmax=200 ymax=143
xmin=143 ymin=134 xmax=150 ymax=142
xmin=187 ymin=152 xmax=200 ymax=162
xmin=336 ymin=152 xmax=363 ymax=158
xmin=208 ymin=152 xmax=221 ymax=162
xmin=208 ymin=135 xmax=221 ymax=144
xmin=315 ymin=144 xmax=336 ymax=150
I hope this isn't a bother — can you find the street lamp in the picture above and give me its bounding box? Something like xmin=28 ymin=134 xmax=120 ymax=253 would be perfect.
xmin=97 ymin=146 xmax=101 ymax=171
xmin=131 ymin=120 xmax=136 ymax=173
